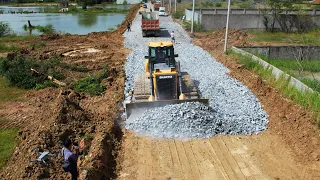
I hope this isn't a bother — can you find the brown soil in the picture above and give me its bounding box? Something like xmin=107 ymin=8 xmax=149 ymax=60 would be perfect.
xmin=193 ymin=28 xmax=320 ymax=164
xmin=0 ymin=5 xmax=138 ymax=180
xmin=117 ymin=29 xmax=320 ymax=179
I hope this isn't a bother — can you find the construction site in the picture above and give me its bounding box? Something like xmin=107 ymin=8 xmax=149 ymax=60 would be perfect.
xmin=0 ymin=1 xmax=320 ymax=180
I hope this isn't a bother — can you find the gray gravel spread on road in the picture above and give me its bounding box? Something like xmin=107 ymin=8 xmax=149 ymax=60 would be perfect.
xmin=123 ymin=14 xmax=268 ymax=139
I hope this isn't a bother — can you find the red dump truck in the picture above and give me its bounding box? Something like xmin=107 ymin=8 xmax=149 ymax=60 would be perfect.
xmin=154 ymin=1 xmax=161 ymax=11
xmin=141 ymin=12 xmax=160 ymax=37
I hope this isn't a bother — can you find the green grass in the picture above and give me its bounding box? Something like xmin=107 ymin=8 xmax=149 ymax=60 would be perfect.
xmin=73 ymin=67 xmax=109 ymax=95
xmin=254 ymin=55 xmax=320 ymax=92
xmin=0 ymin=128 xmax=19 ymax=169
xmin=0 ymin=35 xmax=36 ymax=43
xmin=73 ymin=76 xmax=105 ymax=95
xmin=263 ymin=58 xmax=320 ymax=73
xmin=0 ymin=76 xmax=27 ymax=102
xmin=0 ymin=117 xmax=8 ymax=126
xmin=0 ymin=43 xmax=19 ymax=53
xmin=248 ymin=29 xmax=320 ymax=45
xmin=229 ymin=51 xmax=320 ymax=126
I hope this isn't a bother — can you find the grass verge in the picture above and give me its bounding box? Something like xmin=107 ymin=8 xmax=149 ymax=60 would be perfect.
xmin=0 ymin=76 xmax=27 ymax=102
xmin=0 ymin=35 xmax=36 ymax=43
xmin=0 ymin=43 xmax=19 ymax=53
xmin=0 ymin=127 xmax=19 ymax=169
xmin=229 ymin=51 xmax=320 ymax=126
xmin=253 ymin=55 xmax=320 ymax=93
xmin=248 ymin=29 xmax=320 ymax=45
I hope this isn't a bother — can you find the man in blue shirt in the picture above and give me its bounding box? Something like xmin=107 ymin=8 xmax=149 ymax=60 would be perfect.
xmin=62 ymin=139 xmax=79 ymax=180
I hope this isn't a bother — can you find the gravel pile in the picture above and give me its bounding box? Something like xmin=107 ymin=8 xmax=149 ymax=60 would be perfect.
xmin=123 ymin=14 xmax=269 ymax=139
xmin=125 ymin=102 xmax=267 ymax=139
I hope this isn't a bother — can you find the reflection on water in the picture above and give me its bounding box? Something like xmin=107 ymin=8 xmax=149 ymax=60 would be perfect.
xmin=77 ymin=13 xmax=98 ymax=27
xmin=0 ymin=12 xmax=126 ymax=35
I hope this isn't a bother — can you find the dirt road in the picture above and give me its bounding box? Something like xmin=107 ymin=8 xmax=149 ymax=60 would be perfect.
xmin=119 ymin=132 xmax=319 ymax=180
xmin=118 ymin=15 xmax=320 ymax=180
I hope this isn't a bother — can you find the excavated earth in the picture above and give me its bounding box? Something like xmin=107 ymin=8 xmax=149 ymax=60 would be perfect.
xmin=0 ymin=5 xmax=139 ymax=180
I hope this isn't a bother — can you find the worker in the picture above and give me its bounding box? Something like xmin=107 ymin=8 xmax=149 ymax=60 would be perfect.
xmin=61 ymin=139 xmax=79 ymax=180
xmin=170 ymin=31 xmax=175 ymax=44
xmin=127 ymin=22 xmax=131 ymax=32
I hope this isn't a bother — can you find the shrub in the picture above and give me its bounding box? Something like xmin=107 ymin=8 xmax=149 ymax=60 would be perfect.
xmin=0 ymin=22 xmax=11 ymax=37
xmin=183 ymin=21 xmax=201 ymax=32
xmin=0 ymin=56 xmax=44 ymax=89
xmin=35 ymin=24 xmax=54 ymax=34
xmin=172 ymin=11 xmax=184 ymax=19
xmin=73 ymin=76 xmax=106 ymax=95
xmin=215 ymin=2 xmax=222 ymax=7
xmin=0 ymin=56 xmax=63 ymax=89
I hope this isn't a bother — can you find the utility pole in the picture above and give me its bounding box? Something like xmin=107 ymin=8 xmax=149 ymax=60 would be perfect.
xmin=169 ymin=0 xmax=172 ymax=14
xmin=191 ymin=0 xmax=195 ymax=33
xmin=175 ymin=0 xmax=176 ymax=12
xmin=224 ymin=0 xmax=231 ymax=53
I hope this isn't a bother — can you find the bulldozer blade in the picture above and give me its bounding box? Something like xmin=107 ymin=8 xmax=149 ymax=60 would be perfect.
xmin=125 ymin=99 xmax=209 ymax=120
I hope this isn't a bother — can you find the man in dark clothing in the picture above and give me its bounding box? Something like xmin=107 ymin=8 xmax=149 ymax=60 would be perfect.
xmin=62 ymin=139 xmax=79 ymax=180
xmin=127 ymin=22 xmax=131 ymax=32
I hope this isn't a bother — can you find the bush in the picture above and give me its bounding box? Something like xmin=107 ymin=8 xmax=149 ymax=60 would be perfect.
xmin=172 ymin=11 xmax=184 ymax=19
xmin=183 ymin=21 xmax=201 ymax=32
xmin=73 ymin=76 xmax=106 ymax=95
xmin=123 ymin=0 xmax=127 ymax=5
xmin=239 ymin=0 xmax=254 ymax=9
xmin=0 ymin=22 xmax=11 ymax=37
xmin=0 ymin=56 xmax=44 ymax=89
xmin=215 ymin=2 xmax=222 ymax=7
xmin=35 ymin=24 xmax=54 ymax=34
xmin=0 ymin=56 xmax=63 ymax=89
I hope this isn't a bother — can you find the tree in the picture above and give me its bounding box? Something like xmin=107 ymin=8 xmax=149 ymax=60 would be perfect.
xmin=264 ymin=0 xmax=304 ymax=32
xmin=77 ymin=0 xmax=96 ymax=9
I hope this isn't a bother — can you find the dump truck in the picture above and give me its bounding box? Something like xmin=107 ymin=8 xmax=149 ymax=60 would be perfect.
xmin=141 ymin=12 xmax=160 ymax=37
xmin=125 ymin=41 xmax=209 ymax=120
xmin=154 ymin=0 xmax=161 ymax=11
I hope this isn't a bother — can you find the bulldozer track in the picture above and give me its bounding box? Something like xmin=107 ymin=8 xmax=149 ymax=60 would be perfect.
xmin=0 ymin=112 xmax=32 ymax=129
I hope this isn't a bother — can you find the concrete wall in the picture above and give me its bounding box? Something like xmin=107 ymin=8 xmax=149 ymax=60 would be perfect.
xmin=185 ymin=8 xmax=320 ymax=30
xmin=201 ymin=14 xmax=265 ymax=30
xmin=237 ymin=46 xmax=320 ymax=61
xmin=186 ymin=9 xmax=320 ymax=16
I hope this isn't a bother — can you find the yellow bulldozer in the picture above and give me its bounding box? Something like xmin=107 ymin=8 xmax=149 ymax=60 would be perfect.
xmin=125 ymin=41 xmax=209 ymax=120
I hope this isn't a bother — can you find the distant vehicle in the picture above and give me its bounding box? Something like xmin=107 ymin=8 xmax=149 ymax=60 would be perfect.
xmin=143 ymin=4 xmax=147 ymax=8
xmin=154 ymin=1 xmax=161 ymax=11
xmin=141 ymin=12 xmax=160 ymax=37
xmin=159 ymin=7 xmax=167 ymax=16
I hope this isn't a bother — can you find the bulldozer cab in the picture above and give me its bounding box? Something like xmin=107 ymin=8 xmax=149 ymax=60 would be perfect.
xmin=147 ymin=41 xmax=177 ymax=67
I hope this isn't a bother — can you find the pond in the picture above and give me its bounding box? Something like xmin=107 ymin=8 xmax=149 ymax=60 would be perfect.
xmin=0 ymin=6 xmax=129 ymax=35
xmin=0 ymin=5 xmax=132 ymax=13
